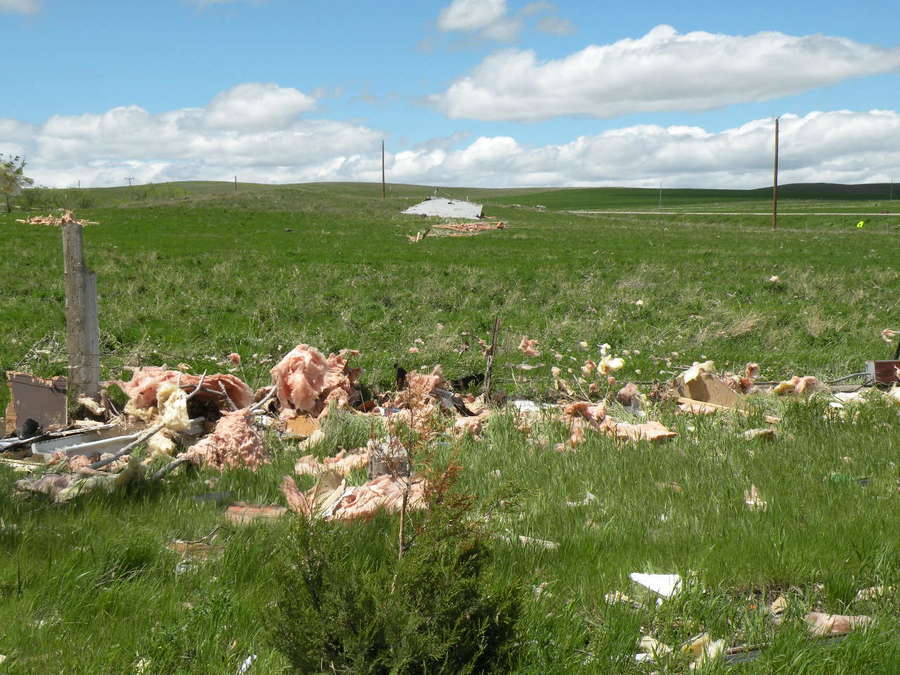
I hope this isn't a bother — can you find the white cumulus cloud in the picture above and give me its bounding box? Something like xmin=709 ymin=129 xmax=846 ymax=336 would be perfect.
xmin=431 ymin=25 xmax=900 ymax=121
xmin=205 ymin=83 xmax=316 ymax=130
xmin=438 ymin=0 xmax=508 ymax=32
xmin=0 ymin=0 xmax=40 ymax=14
xmin=6 ymin=98 xmax=900 ymax=189
xmin=4 ymin=83 xmax=381 ymax=187
xmin=436 ymin=0 xmax=570 ymax=42
xmin=387 ymin=110 xmax=900 ymax=189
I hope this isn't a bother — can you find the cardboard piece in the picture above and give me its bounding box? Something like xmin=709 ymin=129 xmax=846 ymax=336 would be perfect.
xmin=6 ymin=371 xmax=68 ymax=437
xmin=283 ymin=415 xmax=319 ymax=439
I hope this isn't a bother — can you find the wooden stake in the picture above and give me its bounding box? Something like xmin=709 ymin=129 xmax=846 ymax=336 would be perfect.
xmin=62 ymin=221 xmax=100 ymax=407
xmin=483 ymin=317 xmax=501 ymax=398
xmin=772 ymin=117 xmax=779 ymax=231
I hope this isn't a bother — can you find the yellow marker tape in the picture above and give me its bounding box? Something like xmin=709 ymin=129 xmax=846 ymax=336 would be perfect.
xmin=856 ymin=220 xmax=865 ymax=229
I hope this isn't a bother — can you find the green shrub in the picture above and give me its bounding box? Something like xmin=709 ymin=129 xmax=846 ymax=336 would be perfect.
xmin=271 ymin=483 xmax=521 ymax=673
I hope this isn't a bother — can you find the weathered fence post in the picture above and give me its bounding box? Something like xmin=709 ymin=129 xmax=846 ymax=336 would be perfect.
xmin=62 ymin=220 xmax=100 ymax=406
xmin=484 ymin=316 xmax=502 ymax=398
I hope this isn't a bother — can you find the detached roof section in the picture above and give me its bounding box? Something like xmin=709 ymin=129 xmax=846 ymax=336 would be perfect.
xmin=402 ymin=197 xmax=483 ymax=219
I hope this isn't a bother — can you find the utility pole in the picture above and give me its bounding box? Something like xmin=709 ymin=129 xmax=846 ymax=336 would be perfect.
xmin=772 ymin=117 xmax=779 ymax=231
xmin=234 ymin=175 xmax=237 ymax=192
xmin=658 ymin=182 xmax=662 ymax=210
xmin=125 ymin=177 xmax=134 ymax=187
xmin=381 ymin=140 xmax=386 ymax=200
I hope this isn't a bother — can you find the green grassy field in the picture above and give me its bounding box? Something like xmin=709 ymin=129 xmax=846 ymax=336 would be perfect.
xmin=0 ymin=182 xmax=898 ymax=672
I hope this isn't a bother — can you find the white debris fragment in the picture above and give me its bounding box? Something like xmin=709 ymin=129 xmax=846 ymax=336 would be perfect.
xmin=629 ymin=572 xmax=682 ymax=599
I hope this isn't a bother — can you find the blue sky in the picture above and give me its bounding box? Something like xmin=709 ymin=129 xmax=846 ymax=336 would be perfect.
xmin=3 ymin=0 xmax=900 ymax=188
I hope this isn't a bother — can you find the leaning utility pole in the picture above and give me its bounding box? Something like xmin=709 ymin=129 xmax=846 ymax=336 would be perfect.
xmin=772 ymin=117 xmax=779 ymax=231
xmin=381 ymin=140 xmax=386 ymax=200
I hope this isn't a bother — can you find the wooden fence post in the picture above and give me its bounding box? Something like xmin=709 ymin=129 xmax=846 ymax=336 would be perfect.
xmin=484 ymin=317 xmax=501 ymax=398
xmin=62 ymin=221 xmax=100 ymax=406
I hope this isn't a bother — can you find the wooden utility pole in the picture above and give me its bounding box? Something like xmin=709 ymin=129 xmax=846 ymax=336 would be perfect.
xmin=234 ymin=175 xmax=237 ymax=192
xmin=381 ymin=140 xmax=386 ymax=200
xmin=62 ymin=221 xmax=100 ymax=405
xmin=772 ymin=117 xmax=779 ymax=231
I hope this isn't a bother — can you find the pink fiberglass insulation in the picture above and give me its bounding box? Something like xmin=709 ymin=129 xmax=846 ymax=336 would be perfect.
xmin=518 ymin=336 xmax=540 ymax=357
xmin=281 ymin=473 xmax=428 ymax=521
xmin=188 ymin=409 xmax=268 ymax=471
xmin=294 ymin=449 xmax=370 ymax=477
xmin=118 ymin=367 xmax=253 ymax=411
xmin=270 ymin=345 xmax=361 ymax=418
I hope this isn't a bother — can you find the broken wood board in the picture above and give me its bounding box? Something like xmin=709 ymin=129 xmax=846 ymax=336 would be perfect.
xmin=675 ymin=372 xmax=745 ymax=409
xmin=866 ymin=360 xmax=900 ymax=385
xmin=677 ymin=397 xmax=779 ymax=424
xmin=6 ymin=371 xmax=68 ymax=437
xmin=225 ymin=502 xmax=288 ymax=525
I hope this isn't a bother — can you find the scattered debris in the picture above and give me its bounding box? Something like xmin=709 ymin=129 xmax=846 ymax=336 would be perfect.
xmin=15 ymin=456 xmax=144 ymax=502
xmin=565 ymin=491 xmax=597 ymax=507
xmin=616 ymin=382 xmax=642 ymax=410
xmin=561 ymin=401 xmax=676 ymax=448
xmin=744 ymin=484 xmax=768 ymax=511
xmin=636 ymin=635 xmax=672 ymax=662
xmin=166 ymin=532 xmax=224 ymax=561
xmin=687 ymin=635 xmax=726 ymax=670
xmin=294 ymin=448 xmax=369 ymax=477
xmin=500 ymin=534 xmax=560 ymax=550
xmin=629 ymin=572 xmax=682 ymax=599
xmin=676 ymin=364 xmax=742 ymax=408
xmin=432 ymin=221 xmax=505 ymax=236
xmin=15 ymin=210 xmax=98 ymax=226
xmin=518 ymin=336 xmax=540 ymax=357
xmin=225 ymin=503 xmax=288 ymax=525
xmin=769 ymin=595 xmax=788 ymax=616
xmin=281 ymin=470 xmax=428 ymax=522
xmin=854 ymin=585 xmax=895 ymax=602
xmin=407 ymin=229 xmax=431 ymax=243
xmin=401 ymin=197 xmax=483 ymax=219
xmin=804 ymin=611 xmax=872 ymax=636
xmin=743 ymin=427 xmax=776 ymax=441
xmin=283 ymin=415 xmax=319 ymax=439
xmin=773 ymin=375 xmax=823 ymax=395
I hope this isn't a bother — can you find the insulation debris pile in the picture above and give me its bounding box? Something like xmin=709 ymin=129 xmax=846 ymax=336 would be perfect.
xmin=270 ymin=345 xmax=361 ymax=419
xmin=119 ymin=367 xmax=253 ymax=415
xmin=186 ymin=409 xmax=267 ymax=472
xmin=5 ymin=336 xmax=898 ymax=523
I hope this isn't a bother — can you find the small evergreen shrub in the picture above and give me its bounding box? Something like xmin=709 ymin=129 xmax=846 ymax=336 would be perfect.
xmin=271 ymin=473 xmax=521 ymax=673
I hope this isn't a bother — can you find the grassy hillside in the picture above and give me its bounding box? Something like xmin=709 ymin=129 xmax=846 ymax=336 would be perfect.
xmin=488 ymin=183 xmax=900 ymax=212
